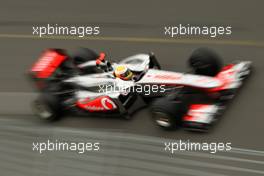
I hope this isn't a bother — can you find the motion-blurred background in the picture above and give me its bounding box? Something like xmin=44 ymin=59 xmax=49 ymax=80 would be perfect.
xmin=0 ymin=0 xmax=263 ymax=175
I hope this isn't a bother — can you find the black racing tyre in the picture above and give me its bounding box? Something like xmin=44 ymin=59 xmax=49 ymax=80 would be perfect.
xmin=72 ymin=48 xmax=99 ymax=65
xmin=32 ymin=93 xmax=63 ymax=121
xmin=188 ymin=48 xmax=223 ymax=76
xmin=72 ymin=48 xmax=99 ymax=73
xmin=151 ymin=96 xmax=188 ymax=130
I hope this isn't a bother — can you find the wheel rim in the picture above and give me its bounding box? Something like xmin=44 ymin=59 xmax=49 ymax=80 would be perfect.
xmin=192 ymin=60 xmax=209 ymax=69
xmin=154 ymin=112 xmax=172 ymax=127
xmin=33 ymin=100 xmax=52 ymax=119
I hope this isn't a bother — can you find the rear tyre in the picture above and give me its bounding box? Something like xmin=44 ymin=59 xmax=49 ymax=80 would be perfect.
xmin=188 ymin=48 xmax=223 ymax=76
xmin=32 ymin=93 xmax=63 ymax=121
xmin=151 ymin=96 xmax=188 ymax=130
xmin=71 ymin=48 xmax=99 ymax=74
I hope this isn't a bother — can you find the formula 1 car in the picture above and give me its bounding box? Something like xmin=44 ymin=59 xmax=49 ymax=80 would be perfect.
xmin=29 ymin=47 xmax=251 ymax=131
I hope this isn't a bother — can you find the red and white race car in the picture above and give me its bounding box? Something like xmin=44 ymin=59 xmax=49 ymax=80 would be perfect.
xmin=29 ymin=47 xmax=251 ymax=131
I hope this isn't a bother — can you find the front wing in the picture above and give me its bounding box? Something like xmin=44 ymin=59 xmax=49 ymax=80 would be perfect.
xmin=183 ymin=61 xmax=252 ymax=131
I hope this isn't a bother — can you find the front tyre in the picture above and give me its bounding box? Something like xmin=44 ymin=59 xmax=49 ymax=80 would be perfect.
xmin=32 ymin=93 xmax=63 ymax=121
xmin=188 ymin=48 xmax=223 ymax=76
xmin=151 ymin=96 xmax=188 ymax=130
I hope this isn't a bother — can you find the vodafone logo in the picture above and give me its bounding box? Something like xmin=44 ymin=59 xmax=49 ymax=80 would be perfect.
xmin=76 ymin=96 xmax=117 ymax=112
xmin=101 ymin=97 xmax=117 ymax=110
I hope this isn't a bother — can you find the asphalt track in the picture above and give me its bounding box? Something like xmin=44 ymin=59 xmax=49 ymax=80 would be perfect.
xmin=0 ymin=0 xmax=264 ymax=175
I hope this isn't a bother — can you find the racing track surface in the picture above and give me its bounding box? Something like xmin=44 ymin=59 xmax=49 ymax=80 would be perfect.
xmin=0 ymin=0 xmax=264 ymax=175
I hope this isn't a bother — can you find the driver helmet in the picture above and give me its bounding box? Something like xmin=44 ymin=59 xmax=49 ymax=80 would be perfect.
xmin=114 ymin=65 xmax=133 ymax=80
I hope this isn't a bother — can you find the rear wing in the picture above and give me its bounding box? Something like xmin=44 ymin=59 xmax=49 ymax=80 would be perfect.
xmin=29 ymin=49 xmax=68 ymax=90
xmin=30 ymin=49 xmax=67 ymax=79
